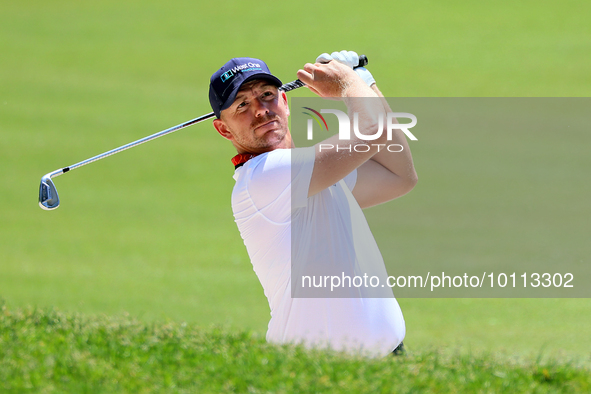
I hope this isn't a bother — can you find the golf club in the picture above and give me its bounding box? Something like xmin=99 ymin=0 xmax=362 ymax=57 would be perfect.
xmin=38 ymin=55 xmax=369 ymax=210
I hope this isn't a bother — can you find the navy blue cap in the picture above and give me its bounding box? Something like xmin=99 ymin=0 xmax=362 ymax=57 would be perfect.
xmin=209 ymin=57 xmax=282 ymax=118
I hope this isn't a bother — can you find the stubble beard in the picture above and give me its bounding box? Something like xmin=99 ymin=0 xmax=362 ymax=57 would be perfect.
xmin=246 ymin=114 xmax=289 ymax=151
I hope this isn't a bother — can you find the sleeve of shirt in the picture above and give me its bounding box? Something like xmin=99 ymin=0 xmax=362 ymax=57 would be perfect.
xmin=343 ymin=168 xmax=358 ymax=191
xmin=290 ymin=147 xmax=315 ymax=208
xmin=244 ymin=147 xmax=315 ymax=218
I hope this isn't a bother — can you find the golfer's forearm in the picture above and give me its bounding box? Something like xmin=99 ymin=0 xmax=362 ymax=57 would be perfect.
xmin=309 ymin=78 xmax=387 ymax=197
xmin=369 ymin=85 xmax=418 ymax=184
xmin=343 ymin=80 xmax=387 ymax=144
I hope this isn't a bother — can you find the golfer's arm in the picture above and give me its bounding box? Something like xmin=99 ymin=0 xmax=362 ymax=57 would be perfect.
xmin=308 ymin=82 xmax=387 ymax=197
xmin=352 ymin=85 xmax=418 ymax=208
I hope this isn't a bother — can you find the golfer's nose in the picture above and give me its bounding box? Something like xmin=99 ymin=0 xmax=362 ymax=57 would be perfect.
xmin=252 ymin=98 xmax=270 ymax=117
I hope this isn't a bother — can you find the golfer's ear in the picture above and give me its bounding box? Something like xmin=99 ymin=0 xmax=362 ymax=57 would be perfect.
xmin=281 ymin=91 xmax=290 ymax=116
xmin=213 ymin=118 xmax=233 ymax=141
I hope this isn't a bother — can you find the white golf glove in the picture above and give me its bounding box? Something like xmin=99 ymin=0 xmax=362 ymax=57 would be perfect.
xmin=315 ymin=50 xmax=376 ymax=87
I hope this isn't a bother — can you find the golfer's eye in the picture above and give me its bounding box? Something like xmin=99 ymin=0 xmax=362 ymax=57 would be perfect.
xmin=261 ymin=91 xmax=275 ymax=100
xmin=237 ymin=101 xmax=248 ymax=109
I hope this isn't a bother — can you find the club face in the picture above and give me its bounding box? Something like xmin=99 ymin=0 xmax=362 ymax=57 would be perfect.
xmin=39 ymin=175 xmax=60 ymax=210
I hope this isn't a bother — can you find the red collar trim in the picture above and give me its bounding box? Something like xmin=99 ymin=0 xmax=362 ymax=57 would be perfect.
xmin=231 ymin=153 xmax=259 ymax=169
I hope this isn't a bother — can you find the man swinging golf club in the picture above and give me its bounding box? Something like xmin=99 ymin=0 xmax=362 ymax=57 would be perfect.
xmin=209 ymin=51 xmax=418 ymax=357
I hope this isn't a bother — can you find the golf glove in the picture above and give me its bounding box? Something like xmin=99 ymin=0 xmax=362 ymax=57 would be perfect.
xmin=315 ymin=50 xmax=376 ymax=87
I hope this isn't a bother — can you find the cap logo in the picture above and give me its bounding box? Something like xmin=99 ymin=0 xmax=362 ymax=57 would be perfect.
xmin=220 ymin=70 xmax=234 ymax=83
xmin=220 ymin=62 xmax=263 ymax=83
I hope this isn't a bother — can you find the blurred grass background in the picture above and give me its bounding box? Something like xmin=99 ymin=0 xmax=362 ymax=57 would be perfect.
xmin=1 ymin=0 xmax=590 ymax=359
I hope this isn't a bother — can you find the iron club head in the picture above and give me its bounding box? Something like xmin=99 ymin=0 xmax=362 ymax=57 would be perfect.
xmin=39 ymin=174 xmax=60 ymax=210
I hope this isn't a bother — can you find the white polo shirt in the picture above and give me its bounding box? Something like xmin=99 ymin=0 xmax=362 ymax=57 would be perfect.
xmin=231 ymin=147 xmax=405 ymax=357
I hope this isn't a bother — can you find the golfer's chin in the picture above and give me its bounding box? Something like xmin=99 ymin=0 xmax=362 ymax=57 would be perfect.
xmin=258 ymin=128 xmax=290 ymax=150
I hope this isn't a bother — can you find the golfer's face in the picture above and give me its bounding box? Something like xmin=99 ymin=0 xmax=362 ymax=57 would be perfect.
xmin=218 ymin=81 xmax=291 ymax=153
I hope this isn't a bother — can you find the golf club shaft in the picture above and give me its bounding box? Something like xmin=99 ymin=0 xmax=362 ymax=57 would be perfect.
xmin=44 ymin=111 xmax=216 ymax=179
xmin=44 ymin=55 xmax=368 ymax=180
xmin=45 ymin=80 xmax=302 ymax=180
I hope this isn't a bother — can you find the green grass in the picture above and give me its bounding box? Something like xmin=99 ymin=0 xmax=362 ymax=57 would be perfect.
xmin=1 ymin=0 xmax=590 ymax=380
xmin=2 ymin=303 xmax=590 ymax=393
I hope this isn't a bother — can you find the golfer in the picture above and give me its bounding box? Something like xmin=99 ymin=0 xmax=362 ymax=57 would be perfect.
xmin=209 ymin=51 xmax=417 ymax=357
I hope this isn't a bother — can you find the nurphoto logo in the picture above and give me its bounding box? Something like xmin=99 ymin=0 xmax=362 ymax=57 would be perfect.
xmin=303 ymin=108 xmax=418 ymax=152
